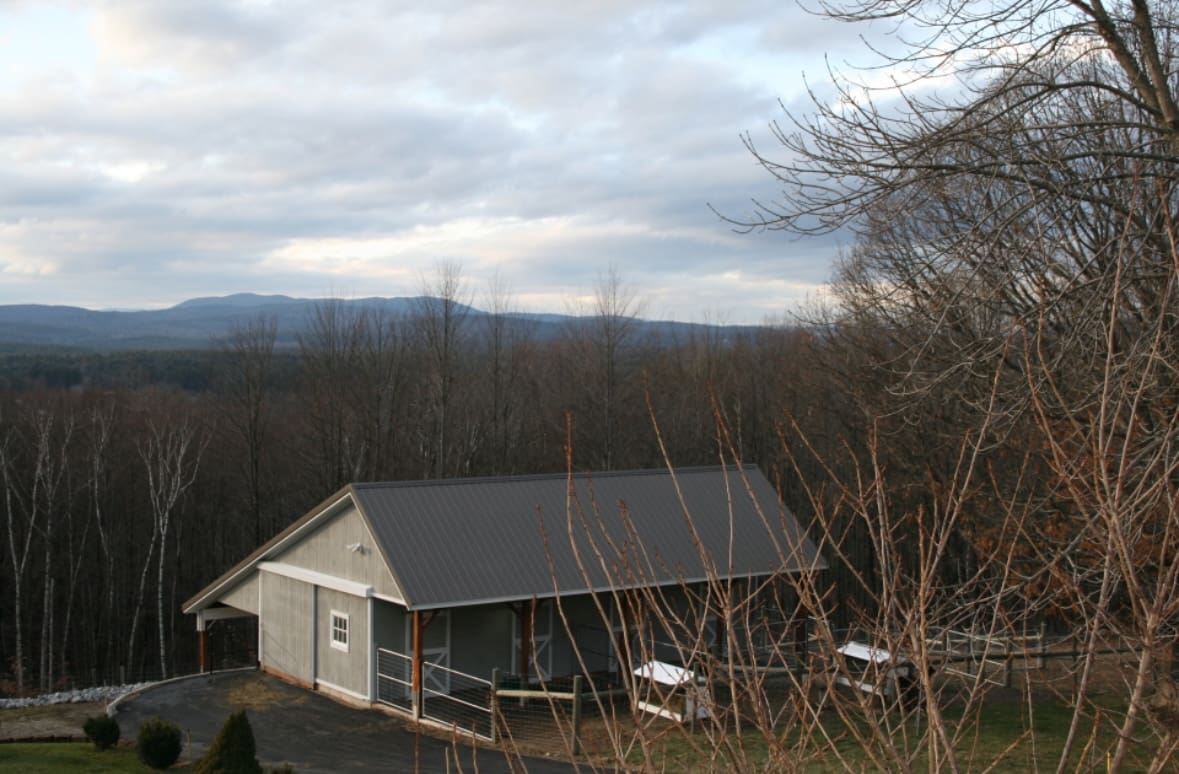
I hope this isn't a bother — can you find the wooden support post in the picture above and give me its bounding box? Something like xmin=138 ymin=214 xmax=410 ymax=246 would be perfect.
xmin=791 ymin=615 xmax=807 ymax=666
xmin=714 ymin=608 xmax=726 ymax=661
xmin=1038 ymin=621 xmax=1047 ymax=670
xmin=490 ymin=668 xmax=500 ymax=744
xmin=571 ymin=675 xmax=583 ymax=756
xmin=412 ymin=609 xmax=423 ymax=719
xmin=519 ymin=601 xmax=534 ymax=683
xmin=518 ymin=601 xmax=534 ymax=708
xmin=196 ymin=611 xmax=210 ymax=674
xmin=616 ymin=601 xmax=631 ymax=679
xmin=198 ymin=629 xmax=209 ymax=673
xmin=1072 ymin=634 xmax=1079 ymax=702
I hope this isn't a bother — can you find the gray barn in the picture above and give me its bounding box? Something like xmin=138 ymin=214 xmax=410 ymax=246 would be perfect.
xmin=183 ymin=465 xmax=824 ymax=729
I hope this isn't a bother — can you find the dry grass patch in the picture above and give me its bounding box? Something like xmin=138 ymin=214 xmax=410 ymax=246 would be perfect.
xmin=0 ymin=701 xmax=105 ymax=741
xmin=226 ymin=675 xmax=307 ymax=711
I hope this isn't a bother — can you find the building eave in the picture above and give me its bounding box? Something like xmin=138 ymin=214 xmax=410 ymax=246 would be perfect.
xmin=181 ymin=488 xmax=355 ymax=615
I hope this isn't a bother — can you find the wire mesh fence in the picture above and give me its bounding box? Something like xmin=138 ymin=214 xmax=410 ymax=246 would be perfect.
xmin=421 ymin=661 xmax=493 ymax=740
xmin=486 ymin=667 xmax=811 ymax=761
xmin=490 ymin=670 xmax=633 ymax=757
xmin=376 ymin=647 xmax=413 ymax=712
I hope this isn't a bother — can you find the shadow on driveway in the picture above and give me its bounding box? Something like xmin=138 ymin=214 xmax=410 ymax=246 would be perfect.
xmin=113 ymin=669 xmax=579 ymax=773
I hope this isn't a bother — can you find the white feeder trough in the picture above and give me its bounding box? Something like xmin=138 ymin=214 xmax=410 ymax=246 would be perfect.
xmin=834 ymin=641 xmax=916 ymax=700
xmin=633 ymin=659 xmax=711 ymax=722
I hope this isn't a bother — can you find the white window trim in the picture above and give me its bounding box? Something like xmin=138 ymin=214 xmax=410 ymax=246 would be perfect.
xmin=330 ymin=610 xmax=350 ymax=652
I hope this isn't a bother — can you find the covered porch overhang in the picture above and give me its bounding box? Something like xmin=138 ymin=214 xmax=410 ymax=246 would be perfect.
xmin=194 ymin=604 xmax=257 ymax=673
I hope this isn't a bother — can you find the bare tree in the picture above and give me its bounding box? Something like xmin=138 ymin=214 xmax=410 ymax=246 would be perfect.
xmin=86 ymin=399 xmax=119 ymax=671
xmin=0 ymin=418 xmax=32 ymax=694
xmin=132 ymin=411 xmax=205 ymax=679
xmin=55 ymin=413 xmax=89 ymax=690
xmin=478 ymin=272 xmax=537 ymax=474
xmin=727 ymin=2 xmax=1179 ymax=457
xmin=32 ymin=406 xmax=73 ymax=692
xmin=515 ymin=367 xmax=1177 ymax=771
xmin=592 ymin=267 xmax=645 ymax=470
xmin=731 ymin=1 xmax=1179 ymax=235
xmin=298 ymin=300 xmax=367 ymax=490
xmin=693 ymin=4 xmax=1179 ymax=768
xmin=564 ymin=266 xmax=647 ymax=470
xmin=1023 ymin=235 xmax=1179 ymax=772
xmin=0 ymin=403 xmax=76 ymax=693
xmin=413 ymin=261 xmax=471 ymax=477
xmin=218 ymin=315 xmax=278 ymax=545
xmin=366 ymin=313 xmax=410 ymax=478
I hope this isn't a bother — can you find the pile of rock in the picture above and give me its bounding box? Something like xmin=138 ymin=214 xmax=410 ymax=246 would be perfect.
xmin=0 ymin=683 xmax=152 ymax=709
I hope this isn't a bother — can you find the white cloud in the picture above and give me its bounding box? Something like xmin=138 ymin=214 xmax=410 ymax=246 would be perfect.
xmin=0 ymin=1 xmax=865 ymax=322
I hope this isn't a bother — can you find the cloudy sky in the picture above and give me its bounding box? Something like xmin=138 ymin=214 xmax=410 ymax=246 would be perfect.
xmin=0 ymin=1 xmax=877 ymax=323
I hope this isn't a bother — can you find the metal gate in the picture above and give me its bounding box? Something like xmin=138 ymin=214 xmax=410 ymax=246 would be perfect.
xmin=376 ymin=647 xmax=413 ymax=712
xmin=420 ymin=658 xmax=494 ymax=741
xmin=376 ymin=647 xmax=493 ymax=741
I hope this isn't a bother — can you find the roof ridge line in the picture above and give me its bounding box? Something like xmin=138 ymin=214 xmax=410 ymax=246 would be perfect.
xmin=348 ymin=464 xmax=752 ymax=490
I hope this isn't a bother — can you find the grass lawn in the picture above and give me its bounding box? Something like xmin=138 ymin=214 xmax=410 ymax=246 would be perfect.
xmin=635 ymin=700 xmax=1161 ymax=773
xmin=0 ymin=742 xmax=154 ymax=772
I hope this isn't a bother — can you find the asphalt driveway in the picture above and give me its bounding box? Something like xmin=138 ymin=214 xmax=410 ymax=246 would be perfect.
xmin=112 ymin=669 xmax=580 ymax=773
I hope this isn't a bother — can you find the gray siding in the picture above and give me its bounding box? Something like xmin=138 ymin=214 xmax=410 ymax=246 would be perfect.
xmin=373 ymin=599 xmax=407 ymax=652
xmin=553 ymin=594 xmax=612 ymax=675
xmin=315 ymin=587 xmax=369 ymax=698
xmin=221 ymin=574 xmax=259 ymax=615
xmin=552 ymin=589 xmax=717 ymax=675
xmin=422 ymin=610 xmax=448 ymax=652
xmin=260 ymin=572 xmax=313 ymax=682
xmin=651 ymin=586 xmax=698 ymax=664
xmin=441 ymin=595 xmax=623 ymax=680
xmin=450 ymin=603 xmax=513 ymax=679
xmin=276 ymin=505 xmax=403 ymax=601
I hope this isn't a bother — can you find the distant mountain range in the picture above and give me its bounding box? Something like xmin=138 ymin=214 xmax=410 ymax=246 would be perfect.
xmin=0 ymin=293 xmax=762 ymax=352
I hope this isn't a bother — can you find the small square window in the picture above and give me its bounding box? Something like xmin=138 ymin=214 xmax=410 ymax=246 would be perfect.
xmin=330 ymin=611 xmax=349 ymax=652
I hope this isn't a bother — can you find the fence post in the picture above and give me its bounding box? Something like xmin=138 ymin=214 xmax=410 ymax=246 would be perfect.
xmin=1072 ymin=634 xmax=1079 ymax=702
xmin=412 ymin=610 xmax=422 ymax=720
xmin=571 ymin=675 xmax=583 ymax=757
xmin=119 ymin=665 xmax=126 ymax=686
xmin=490 ymin=668 xmax=500 ymax=745
xmin=1037 ymin=621 xmax=1047 ymax=670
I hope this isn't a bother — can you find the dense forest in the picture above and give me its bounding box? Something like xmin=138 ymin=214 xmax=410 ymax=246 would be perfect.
xmin=0 ymin=277 xmax=859 ymax=694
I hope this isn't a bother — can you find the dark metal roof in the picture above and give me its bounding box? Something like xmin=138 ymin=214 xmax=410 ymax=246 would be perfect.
xmin=352 ymin=465 xmax=824 ymax=610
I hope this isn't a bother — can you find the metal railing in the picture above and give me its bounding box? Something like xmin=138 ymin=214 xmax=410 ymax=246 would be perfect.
xmin=375 ymin=647 xmax=413 ymax=712
xmin=421 ymin=660 xmax=494 ymax=740
xmin=377 ymin=647 xmax=496 ymax=741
